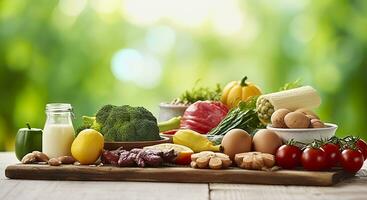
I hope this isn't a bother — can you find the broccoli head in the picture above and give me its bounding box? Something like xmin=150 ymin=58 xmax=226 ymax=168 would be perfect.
xmin=95 ymin=105 xmax=160 ymax=142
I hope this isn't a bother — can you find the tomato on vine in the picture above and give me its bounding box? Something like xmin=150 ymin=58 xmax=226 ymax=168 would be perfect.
xmin=301 ymin=145 xmax=327 ymax=171
xmin=321 ymin=143 xmax=340 ymax=169
xmin=356 ymin=139 xmax=367 ymax=160
xmin=276 ymin=141 xmax=302 ymax=169
xmin=340 ymin=148 xmax=364 ymax=173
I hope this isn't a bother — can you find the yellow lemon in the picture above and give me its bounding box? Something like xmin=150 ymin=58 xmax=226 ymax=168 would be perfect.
xmin=71 ymin=129 xmax=104 ymax=165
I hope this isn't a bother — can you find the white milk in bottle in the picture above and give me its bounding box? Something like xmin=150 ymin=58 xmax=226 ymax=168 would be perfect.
xmin=42 ymin=103 xmax=75 ymax=158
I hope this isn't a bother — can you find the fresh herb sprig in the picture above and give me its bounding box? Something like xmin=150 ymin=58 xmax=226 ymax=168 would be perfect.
xmin=279 ymin=79 xmax=302 ymax=91
xmin=171 ymin=80 xmax=222 ymax=105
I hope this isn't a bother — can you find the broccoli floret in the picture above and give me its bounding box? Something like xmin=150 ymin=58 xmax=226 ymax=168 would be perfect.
xmin=94 ymin=105 xmax=160 ymax=141
xmin=103 ymin=123 xmax=135 ymax=141
xmin=129 ymin=107 xmax=157 ymax=122
xmin=113 ymin=123 xmax=137 ymax=141
xmin=96 ymin=104 xmax=116 ymax=125
xmin=132 ymin=119 xmax=160 ymax=141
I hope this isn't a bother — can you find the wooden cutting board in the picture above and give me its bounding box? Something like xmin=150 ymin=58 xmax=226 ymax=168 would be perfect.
xmin=5 ymin=164 xmax=354 ymax=186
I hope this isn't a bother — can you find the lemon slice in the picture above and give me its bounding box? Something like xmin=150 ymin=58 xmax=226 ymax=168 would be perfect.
xmin=144 ymin=143 xmax=193 ymax=165
xmin=144 ymin=143 xmax=193 ymax=153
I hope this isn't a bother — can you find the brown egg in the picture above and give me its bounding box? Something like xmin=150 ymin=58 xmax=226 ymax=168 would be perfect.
xmin=310 ymin=119 xmax=325 ymax=128
xmin=221 ymin=129 xmax=252 ymax=160
xmin=284 ymin=112 xmax=310 ymax=128
xmin=253 ymin=129 xmax=282 ymax=155
xmin=271 ymin=108 xmax=291 ymax=128
xmin=295 ymin=108 xmax=320 ymax=119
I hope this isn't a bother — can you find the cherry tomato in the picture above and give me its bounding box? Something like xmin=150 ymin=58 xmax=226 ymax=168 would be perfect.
xmin=321 ymin=143 xmax=340 ymax=169
xmin=276 ymin=144 xmax=302 ymax=169
xmin=301 ymin=147 xmax=327 ymax=171
xmin=356 ymin=139 xmax=367 ymax=160
xmin=340 ymin=149 xmax=364 ymax=173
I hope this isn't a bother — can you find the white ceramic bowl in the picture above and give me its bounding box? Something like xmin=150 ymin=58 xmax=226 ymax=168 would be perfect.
xmin=158 ymin=103 xmax=189 ymax=122
xmin=267 ymin=123 xmax=338 ymax=144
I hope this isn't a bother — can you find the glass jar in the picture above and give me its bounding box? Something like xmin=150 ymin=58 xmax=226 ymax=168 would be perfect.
xmin=42 ymin=103 xmax=75 ymax=158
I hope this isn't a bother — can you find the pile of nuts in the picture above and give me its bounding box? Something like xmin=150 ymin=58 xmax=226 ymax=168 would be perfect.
xmin=21 ymin=151 xmax=75 ymax=166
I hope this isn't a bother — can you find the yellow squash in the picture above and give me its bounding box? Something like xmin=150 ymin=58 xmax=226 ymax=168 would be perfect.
xmin=221 ymin=76 xmax=262 ymax=109
xmin=173 ymin=129 xmax=221 ymax=153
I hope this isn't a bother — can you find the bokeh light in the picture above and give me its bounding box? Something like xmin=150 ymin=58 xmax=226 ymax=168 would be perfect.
xmin=58 ymin=0 xmax=86 ymax=17
xmin=111 ymin=49 xmax=162 ymax=88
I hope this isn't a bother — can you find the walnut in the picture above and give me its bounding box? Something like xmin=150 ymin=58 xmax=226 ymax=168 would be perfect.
xmin=190 ymin=151 xmax=232 ymax=170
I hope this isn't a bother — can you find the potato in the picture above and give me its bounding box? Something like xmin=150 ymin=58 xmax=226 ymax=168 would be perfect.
xmin=305 ymin=114 xmax=318 ymax=120
xmin=310 ymin=119 xmax=325 ymax=128
xmin=271 ymin=109 xmax=291 ymax=128
xmin=295 ymin=108 xmax=319 ymax=119
xmin=284 ymin=112 xmax=310 ymax=128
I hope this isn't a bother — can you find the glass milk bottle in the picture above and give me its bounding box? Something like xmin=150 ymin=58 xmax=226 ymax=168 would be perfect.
xmin=42 ymin=103 xmax=75 ymax=158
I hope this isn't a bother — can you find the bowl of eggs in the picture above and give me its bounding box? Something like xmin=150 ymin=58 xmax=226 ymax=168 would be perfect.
xmin=266 ymin=108 xmax=338 ymax=144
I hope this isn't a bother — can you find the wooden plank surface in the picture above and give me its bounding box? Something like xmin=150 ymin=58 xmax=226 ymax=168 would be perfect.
xmin=2 ymin=152 xmax=367 ymax=200
xmin=5 ymin=164 xmax=353 ymax=186
xmin=0 ymin=153 xmax=208 ymax=200
xmin=209 ymin=162 xmax=367 ymax=200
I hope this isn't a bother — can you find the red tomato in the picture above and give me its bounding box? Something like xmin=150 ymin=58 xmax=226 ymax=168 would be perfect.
xmin=276 ymin=144 xmax=302 ymax=169
xmin=321 ymin=143 xmax=340 ymax=169
xmin=301 ymin=147 xmax=327 ymax=171
xmin=340 ymin=149 xmax=364 ymax=173
xmin=356 ymin=139 xmax=367 ymax=160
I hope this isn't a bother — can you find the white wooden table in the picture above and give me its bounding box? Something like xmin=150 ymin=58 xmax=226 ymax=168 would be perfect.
xmin=1 ymin=152 xmax=367 ymax=200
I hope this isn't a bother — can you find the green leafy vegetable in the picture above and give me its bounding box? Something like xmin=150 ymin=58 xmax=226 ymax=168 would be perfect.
xmin=279 ymin=79 xmax=302 ymax=91
xmin=208 ymin=96 xmax=264 ymax=144
xmin=171 ymin=80 xmax=222 ymax=105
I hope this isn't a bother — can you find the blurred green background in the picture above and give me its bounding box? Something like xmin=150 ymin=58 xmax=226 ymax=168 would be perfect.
xmin=1 ymin=0 xmax=367 ymax=151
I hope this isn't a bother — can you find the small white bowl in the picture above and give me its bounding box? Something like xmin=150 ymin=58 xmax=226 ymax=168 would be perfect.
xmin=158 ymin=103 xmax=188 ymax=122
xmin=267 ymin=123 xmax=338 ymax=144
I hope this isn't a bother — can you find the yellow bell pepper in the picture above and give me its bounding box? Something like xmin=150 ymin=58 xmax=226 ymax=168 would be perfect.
xmin=221 ymin=76 xmax=262 ymax=109
xmin=173 ymin=130 xmax=221 ymax=153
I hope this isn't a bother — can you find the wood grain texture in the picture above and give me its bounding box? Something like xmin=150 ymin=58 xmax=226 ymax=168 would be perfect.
xmin=5 ymin=163 xmax=354 ymax=186
xmin=2 ymin=152 xmax=367 ymax=200
xmin=0 ymin=153 xmax=208 ymax=200
xmin=209 ymin=179 xmax=367 ymax=200
xmin=209 ymin=163 xmax=367 ymax=200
